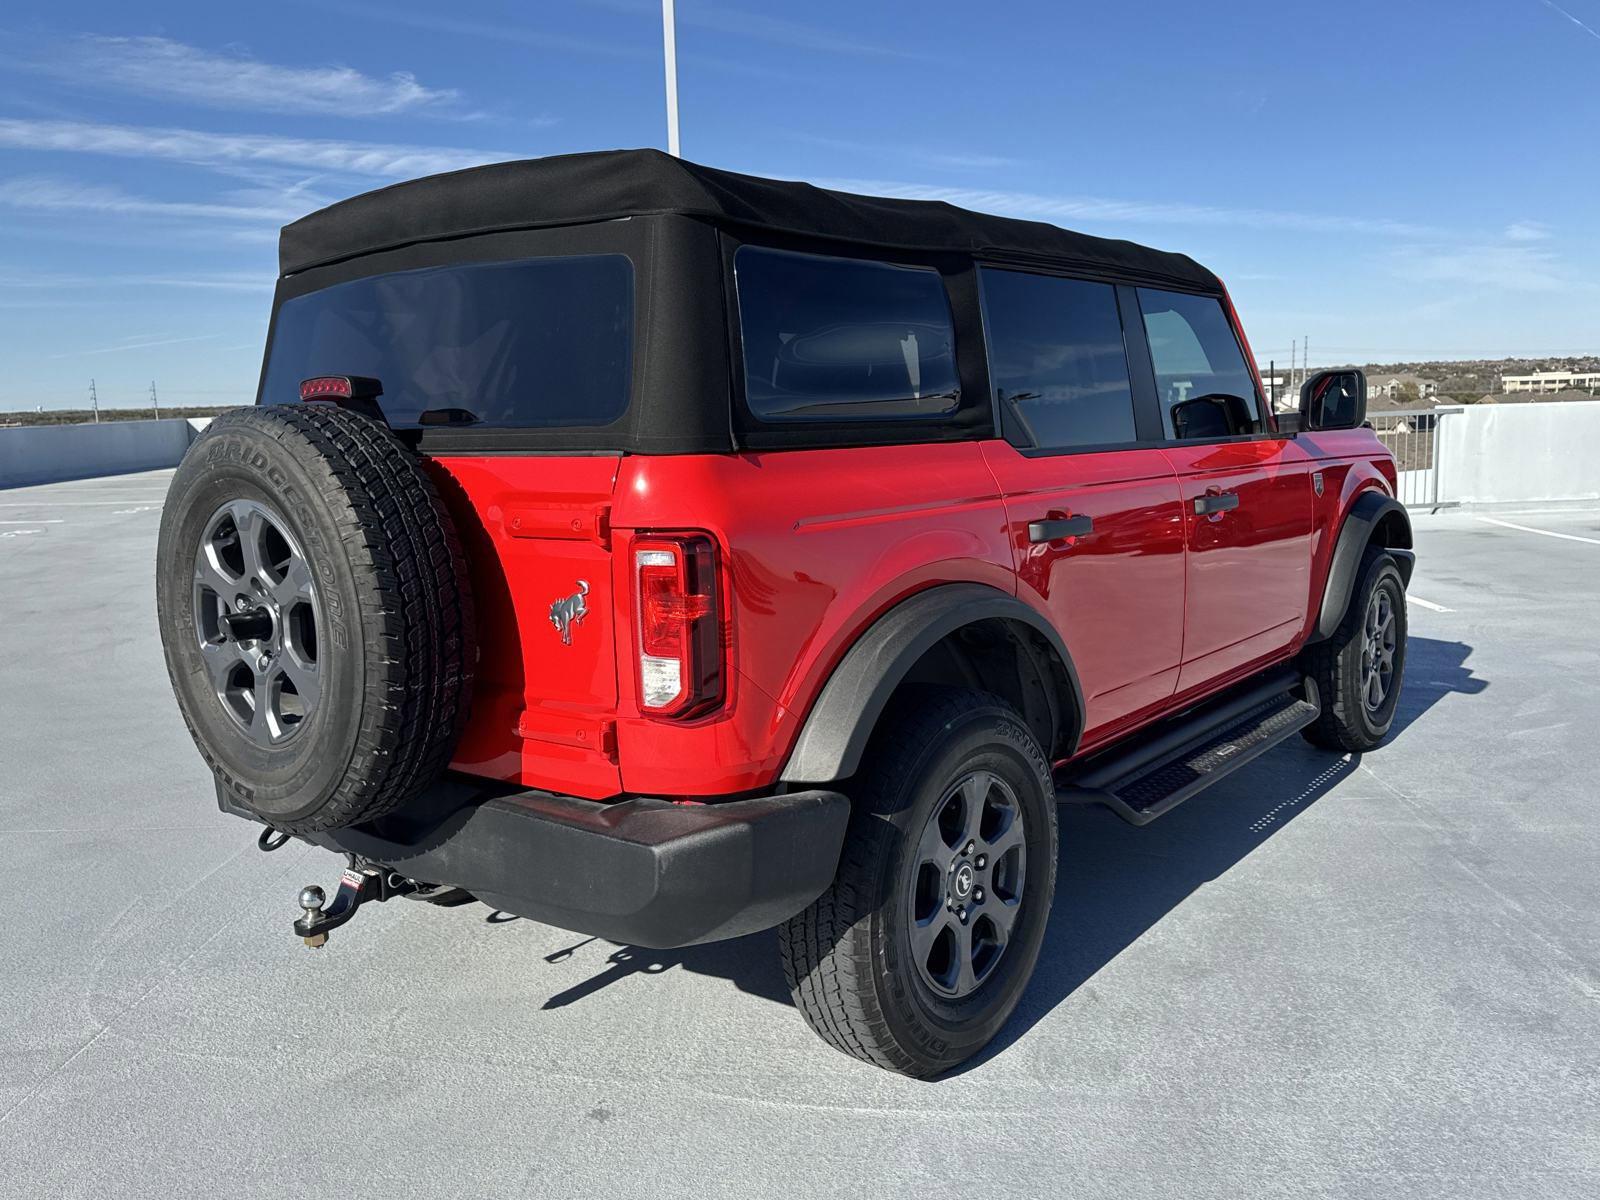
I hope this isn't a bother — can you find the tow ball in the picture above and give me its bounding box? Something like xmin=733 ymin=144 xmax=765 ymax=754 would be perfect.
xmin=294 ymin=860 xmax=419 ymax=948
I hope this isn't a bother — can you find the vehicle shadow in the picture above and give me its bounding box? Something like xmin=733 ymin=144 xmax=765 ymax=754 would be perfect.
xmin=505 ymin=637 xmax=1486 ymax=1068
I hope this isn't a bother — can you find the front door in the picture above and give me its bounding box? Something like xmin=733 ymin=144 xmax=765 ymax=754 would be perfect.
xmin=1133 ymin=286 xmax=1315 ymax=695
xmin=977 ymin=268 xmax=1186 ymax=750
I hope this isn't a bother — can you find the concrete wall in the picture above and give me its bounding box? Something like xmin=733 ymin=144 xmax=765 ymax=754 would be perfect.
xmin=1434 ymin=400 xmax=1600 ymax=506
xmin=0 ymin=418 xmax=202 ymax=489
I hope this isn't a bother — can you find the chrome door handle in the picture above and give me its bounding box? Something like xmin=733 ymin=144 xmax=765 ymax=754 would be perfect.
xmin=1193 ymin=492 xmax=1239 ymax=516
xmin=1028 ymin=515 xmax=1093 ymax=543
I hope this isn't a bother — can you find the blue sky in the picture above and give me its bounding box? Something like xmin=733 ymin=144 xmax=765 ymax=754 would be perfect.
xmin=2 ymin=0 xmax=1597 ymax=410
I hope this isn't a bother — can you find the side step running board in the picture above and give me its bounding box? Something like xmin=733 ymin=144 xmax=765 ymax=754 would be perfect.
xmin=1057 ymin=670 xmax=1321 ymax=826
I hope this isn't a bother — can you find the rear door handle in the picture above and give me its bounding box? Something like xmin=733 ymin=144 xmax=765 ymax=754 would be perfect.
xmin=1028 ymin=514 xmax=1093 ymax=543
xmin=1193 ymin=492 xmax=1240 ymax=516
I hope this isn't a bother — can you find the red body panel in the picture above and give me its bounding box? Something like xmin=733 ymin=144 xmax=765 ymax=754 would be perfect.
xmin=980 ymin=441 xmax=1186 ymax=746
xmin=1159 ymin=438 xmax=1315 ymax=694
xmin=428 ymin=422 xmax=1397 ymax=800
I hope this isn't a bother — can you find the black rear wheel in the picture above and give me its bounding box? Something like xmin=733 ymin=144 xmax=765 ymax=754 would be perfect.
xmin=779 ymin=688 xmax=1057 ymax=1077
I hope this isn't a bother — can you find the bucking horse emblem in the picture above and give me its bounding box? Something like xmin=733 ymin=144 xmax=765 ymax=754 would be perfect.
xmin=549 ymin=580 xmax=589 ymax=645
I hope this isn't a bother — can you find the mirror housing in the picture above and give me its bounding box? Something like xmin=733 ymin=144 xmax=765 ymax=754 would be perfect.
xmin=1299 ymin=369 xmax=1366 ymax=431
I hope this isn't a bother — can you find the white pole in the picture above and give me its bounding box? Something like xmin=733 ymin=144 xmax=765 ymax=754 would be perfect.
xmin=662 ymin=0 xmax=680 ymax=157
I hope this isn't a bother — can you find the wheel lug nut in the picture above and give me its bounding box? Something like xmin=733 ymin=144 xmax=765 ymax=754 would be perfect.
xmin=963 ymin=840 xmax=975 ymax=856
xmin=975 ymin=854 xmax=986 ymax=869
xmin=957 ymin=907 xmax=969 ymax=924
xmin=974 ymin=887 xmax=984 ymax=903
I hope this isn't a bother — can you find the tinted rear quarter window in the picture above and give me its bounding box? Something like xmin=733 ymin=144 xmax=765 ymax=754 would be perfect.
xmin=980 ymin=268 xmax=1137 ymax=450
xmin=734 ymin=246 xmax=959 ymax=422
xmin=260 ymin=254 xmax=633 ymax=429
xmin=1136 ymin=287 xmax=1261 ymax=439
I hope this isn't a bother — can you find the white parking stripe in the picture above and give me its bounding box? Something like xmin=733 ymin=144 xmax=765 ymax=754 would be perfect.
xmin=0 ymin=519 xmax=63 ymax=524
xmin=1476 ymin=516 xmax=1600 ymax=545
xmin=1408 ymin=596 xmax=1453 ymax=612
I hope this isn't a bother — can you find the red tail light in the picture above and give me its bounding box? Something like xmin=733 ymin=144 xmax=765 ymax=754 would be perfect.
xmin=632 ymin=534 xmax=724 ymax=717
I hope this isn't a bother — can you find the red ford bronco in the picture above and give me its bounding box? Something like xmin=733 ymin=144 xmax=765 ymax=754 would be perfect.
xmin=157 ymin=149 xmax=1412 ymax=1077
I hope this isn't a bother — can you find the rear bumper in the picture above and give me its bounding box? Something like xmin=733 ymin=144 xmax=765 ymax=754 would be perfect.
xmin=220 ymin=776 xmax=849 ymax=948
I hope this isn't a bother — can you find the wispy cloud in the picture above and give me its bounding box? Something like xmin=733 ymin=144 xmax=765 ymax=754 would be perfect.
xmin=27 ymin=35 xmax=467 ymax=118
xmin=0 ymin=267 xmax=269 ymax=292
xmin=319 ymin=2 xmax=651 ymax=60
xmin=50 ymin=332 xmax=219 ymax=360
xmin=1540 ymin=0 xmax=1600 ymax=42
xmin=0 ymin=118 xmax=526 ymax=179
xmin=805 ymin=177 xmax=1449 ymax=238
xmin=0 ymin=176 xmax=304 ymax=223
xmin=792 ymin=132 xmax=1021 ymax=172
xmin=1504 ymin=219 xmax=1551 ymax=241
xmin=1388 ymin=240 xmax=1587 ymax=294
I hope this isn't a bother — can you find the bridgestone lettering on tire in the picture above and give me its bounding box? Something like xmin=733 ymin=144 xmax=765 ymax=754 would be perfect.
xmin=156 ymin=405 xmax=475 ymax=833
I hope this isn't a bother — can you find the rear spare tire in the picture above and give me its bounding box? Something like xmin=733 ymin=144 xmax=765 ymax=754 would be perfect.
xmin=156 ymin=404 xmax=474 ymax=833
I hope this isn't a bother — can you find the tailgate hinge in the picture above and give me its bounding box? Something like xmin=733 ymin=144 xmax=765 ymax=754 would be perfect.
xmin=504 ymin=503 xmax=611 ymax=548
xmin=515 ymin=709 xmax=619 ymax=762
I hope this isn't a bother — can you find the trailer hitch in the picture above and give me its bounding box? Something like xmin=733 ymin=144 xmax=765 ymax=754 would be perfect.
xmin=294 ymin=860 xmax=419 ymax=947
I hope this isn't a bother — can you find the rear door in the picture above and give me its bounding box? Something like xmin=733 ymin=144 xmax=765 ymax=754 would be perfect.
xmin=977 ymin=268 xmax=1187 ymax=748
xmin=1132 ymin=287 xmax=1315 ymax=694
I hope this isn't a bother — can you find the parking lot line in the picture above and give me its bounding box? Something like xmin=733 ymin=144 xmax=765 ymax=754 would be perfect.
xmin=1408 ymin=596 xmax=1453 ymax=612
xmin=1476 ymin=515 xmax=1600 ymax=545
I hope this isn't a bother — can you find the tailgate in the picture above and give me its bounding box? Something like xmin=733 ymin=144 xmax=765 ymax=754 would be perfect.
xmin=428 ymin=454 xmax=623 ymax=798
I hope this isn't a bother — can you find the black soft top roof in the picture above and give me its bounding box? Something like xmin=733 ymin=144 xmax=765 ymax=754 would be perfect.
xmin=279 ymin=148 xmax=1219 ymax=290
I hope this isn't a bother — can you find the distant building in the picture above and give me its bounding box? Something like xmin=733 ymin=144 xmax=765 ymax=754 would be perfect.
xmin=1368 ymin=373 xmax=1439 ymax=402
xmin=1500 ymin=370 xmax=1600 ymax=394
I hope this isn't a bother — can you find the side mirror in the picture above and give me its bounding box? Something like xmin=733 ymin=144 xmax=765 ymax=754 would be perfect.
xmin=1299 ymin=369 xmax=1366 ymax=431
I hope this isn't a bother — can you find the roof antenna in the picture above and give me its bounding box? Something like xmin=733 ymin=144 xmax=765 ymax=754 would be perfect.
xmin=662 ymin=0 xmax=681 ymax=156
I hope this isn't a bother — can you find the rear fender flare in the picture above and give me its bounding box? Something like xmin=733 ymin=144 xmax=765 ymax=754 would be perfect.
xmin=778 ymin=583 xmax=1084 ymax=784
xmin=1313 ymin=490 xmax=1414 ymax=641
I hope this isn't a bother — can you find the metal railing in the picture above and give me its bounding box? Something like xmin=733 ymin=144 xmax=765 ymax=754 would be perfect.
xmin=1369 ymin=408 xmax=1448 ymax=507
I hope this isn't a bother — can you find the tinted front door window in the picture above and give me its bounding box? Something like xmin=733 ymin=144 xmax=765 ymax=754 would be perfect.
xmin=1136 ymin=288 xmax=1261 ymax=440
xmin=980 ymin=269 xmax=1137 ymax=450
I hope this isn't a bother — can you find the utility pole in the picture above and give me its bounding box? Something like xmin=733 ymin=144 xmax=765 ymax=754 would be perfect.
xmin=1303 ymin=336 xmax=1309 ymax=385
xmin=1269 ymin=359 xmax=1276 ymax=409
xmin=662 ymin=0 xmax=681 ymax=157
xmin=1289 ymin=341 xmax=1296 ymax=394
xmin=150 ymin=380 xmax=159 ymax=420
xmin=89 ymin=378 xmax=99 ymax=423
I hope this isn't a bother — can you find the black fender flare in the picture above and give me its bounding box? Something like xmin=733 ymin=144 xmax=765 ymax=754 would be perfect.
xmin=778 ymin=583 xmax=1085 ymax=784
xmin=1313 ymin=490 xmax=1415 ymax=641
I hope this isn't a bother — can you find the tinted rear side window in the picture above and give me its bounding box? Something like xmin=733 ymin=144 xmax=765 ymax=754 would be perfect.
xmin=734 ymin=246 xmax=958 ymax=422
xmin=1136 ymin=288 xmax=1261 ymax=439
xmin=260 ymin=254 xmax=633 ymax=429
xmin=980 ymin=268 xmax=1136 ymax=450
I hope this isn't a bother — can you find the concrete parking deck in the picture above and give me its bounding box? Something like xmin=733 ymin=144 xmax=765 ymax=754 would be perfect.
xmin=1 ymin=471 xmax=1596 ymax=1199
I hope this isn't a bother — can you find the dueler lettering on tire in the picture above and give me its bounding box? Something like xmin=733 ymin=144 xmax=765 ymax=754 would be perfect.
xmin=156 ymin=405 xmax=476 ymax=833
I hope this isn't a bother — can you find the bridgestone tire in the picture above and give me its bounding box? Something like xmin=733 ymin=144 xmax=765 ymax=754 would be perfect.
xmin=1301 ymin=548 xmax=1407 ymax=752
xmin=156 ymin=405 xmax=474 ymax=833
xmin=779 ymin=688 xmax=1058 ymax=1078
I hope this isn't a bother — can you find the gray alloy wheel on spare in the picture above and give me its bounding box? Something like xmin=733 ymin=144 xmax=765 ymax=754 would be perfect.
xmin=780 ymin=686 xmax=1058 ymax=1078
xmin=155 ymin=404 xmax=475 ymax=834
xmin=1302 ymin=547 xmax=1408 ymax=753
